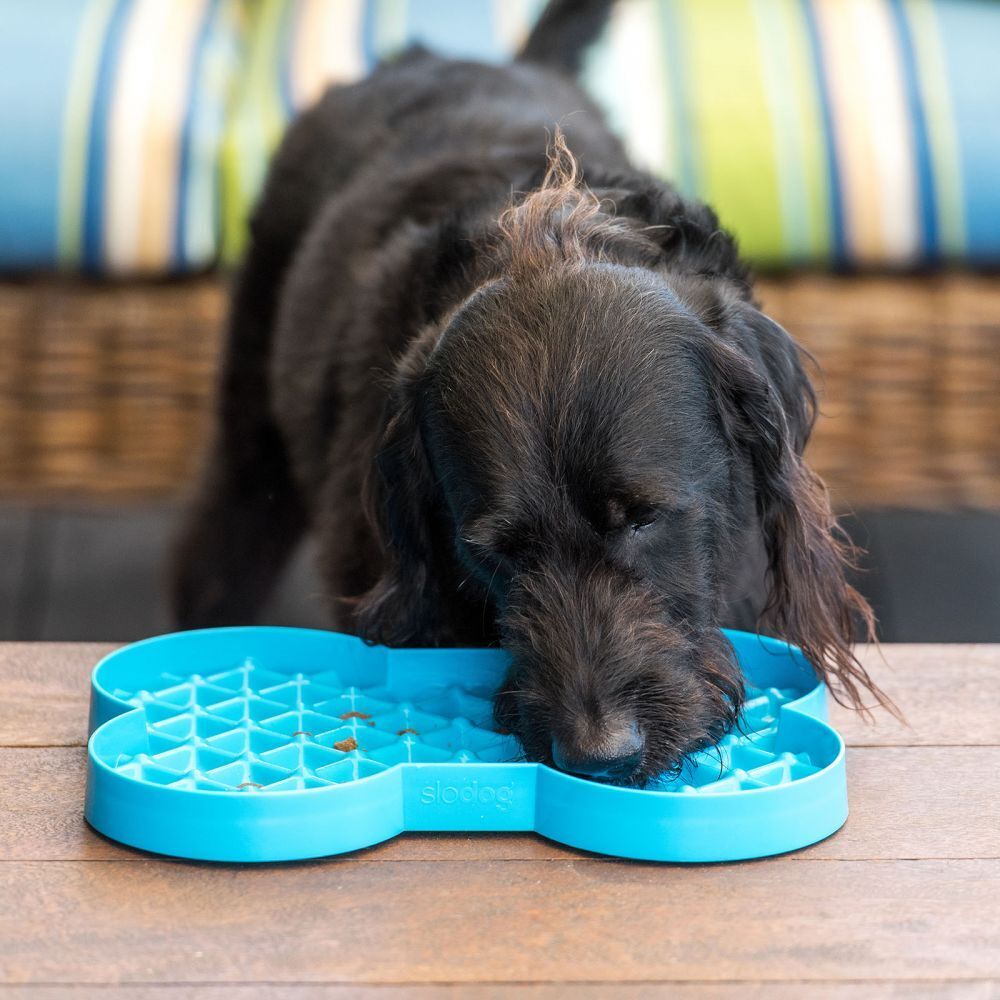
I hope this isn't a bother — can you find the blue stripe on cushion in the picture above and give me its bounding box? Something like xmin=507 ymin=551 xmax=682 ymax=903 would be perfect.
xmin=0 ymin=0 xmax=87 ymax=267
xmin=82 ymin=0 xmax=133 ymax=272
xmin=403 ymin=0 xmax=501 ymax=62
xmin=934 ymin=0 xmax=1000 ymax=261
xmin=176 ymin=0 xmax=218 ymax=268
xmin=800 ymin=0 xmax=846 ymax=268
xmin=279 ymin=0 xmax=299 ymax=119
xmin=891 ymin=0 xmax=939 ymax=261
xmin=361 ymin=0 xmax=379 ymax=73
xmin=662 ymin=0 xmax=699 ymax=201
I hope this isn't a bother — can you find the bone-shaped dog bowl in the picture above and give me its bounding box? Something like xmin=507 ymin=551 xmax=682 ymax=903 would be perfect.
xmin=85 ymin=626 xmax=847 ymax=862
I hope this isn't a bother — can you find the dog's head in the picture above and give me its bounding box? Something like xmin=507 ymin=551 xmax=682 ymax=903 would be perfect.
xmin=357 ymin=142 xmax=885 ymax=784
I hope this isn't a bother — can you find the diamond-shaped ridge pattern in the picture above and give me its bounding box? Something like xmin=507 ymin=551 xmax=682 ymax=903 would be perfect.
xmin=647 ymin=684 xmax=820 ymax=793
xmin=110 ymin=657 xmax=814 ymax=793
xmin=110 ymin=659 xmax=523 ymax=792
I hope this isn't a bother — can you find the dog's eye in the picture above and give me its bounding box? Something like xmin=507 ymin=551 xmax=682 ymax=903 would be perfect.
xmin=628 ymin=505 xmax=661 ymax=533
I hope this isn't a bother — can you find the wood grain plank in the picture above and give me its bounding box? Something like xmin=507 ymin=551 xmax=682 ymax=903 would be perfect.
xmin=0 ymin=643 xmax=113 ymax=747
xmin=1 ymin=643 xmax=997 ymax=749
xmin=0 ymin=983 xmax=996 ymax=999
xmin=3 ymin=747 xmax=997 ymax=863
xmin=829 ymin=643 xmax=999 ymax=747
xmin=0 ymin=859 xmax=997 ymax=983
xmin=806 ymin=747 xmax=1000 ymax=859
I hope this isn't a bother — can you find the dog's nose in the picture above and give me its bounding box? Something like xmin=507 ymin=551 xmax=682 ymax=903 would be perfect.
xmin=551 ymin=721 xmax=644 ymax=782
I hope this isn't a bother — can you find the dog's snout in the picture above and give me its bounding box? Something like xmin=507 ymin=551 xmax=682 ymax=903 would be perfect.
xmin=551 ymin=720 xmax=644 ymax=782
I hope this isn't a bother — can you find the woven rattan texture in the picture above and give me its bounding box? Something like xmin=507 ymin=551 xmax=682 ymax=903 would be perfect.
xmin=2 ymin=275 xmax=997 ymax=507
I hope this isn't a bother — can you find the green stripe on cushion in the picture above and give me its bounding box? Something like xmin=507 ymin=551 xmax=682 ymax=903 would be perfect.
xmin=179 ymin=0 xmax=243 ymax=269
xmin=751 ymin=0 xmax=832 ymax=263
xmin=678 ymin=0 xmax=784 ymax=263
xmin=221 ymin=0 xmax=292 ymax=262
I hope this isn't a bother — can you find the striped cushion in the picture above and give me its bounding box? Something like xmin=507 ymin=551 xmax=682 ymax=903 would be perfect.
xmin=1 ymin=0 xmax=998 ymax=273
xmin=0 ymin=0 xmax=240 ymax=273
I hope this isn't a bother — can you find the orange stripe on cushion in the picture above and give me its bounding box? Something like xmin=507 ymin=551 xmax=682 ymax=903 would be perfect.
xmin=814 ymin=0 xmax=918 ymax=265
xmin=104 ymin=0 xmax=206 ymax=272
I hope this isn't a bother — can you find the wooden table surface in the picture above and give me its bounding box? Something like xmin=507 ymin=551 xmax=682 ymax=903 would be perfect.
xmin=0 ymin=642 xmax=998 ymax=998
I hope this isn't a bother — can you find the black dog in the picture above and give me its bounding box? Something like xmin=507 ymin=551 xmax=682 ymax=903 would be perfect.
xmin=172 ymin=0 xmax=886 ymax=784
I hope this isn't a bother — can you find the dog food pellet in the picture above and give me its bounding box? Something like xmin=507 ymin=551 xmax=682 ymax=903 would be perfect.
xmin=397 ymin=728 xmax=419 ymax=736
xmin=339 ymin=711 xmax=371 ymax=720
xmin=292 ymin=730 xmax=313 ymax=738
xmin=334 ymin=737 xmax=358 ymax=752
xmin=236 ymin=782 xmax=263 ymax=790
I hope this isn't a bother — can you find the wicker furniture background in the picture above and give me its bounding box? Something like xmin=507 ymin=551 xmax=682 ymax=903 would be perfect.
xmin=1 ymin=274 xmax=997 ymax=509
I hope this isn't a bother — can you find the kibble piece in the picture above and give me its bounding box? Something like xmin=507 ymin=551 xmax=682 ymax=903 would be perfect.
xmin=339 ymin=711 xmax=371 ymax=720
xmin=334 ymin=737 xmax=358 ymax=752
xmin=397 ymin=728 xmax=419 ymax=736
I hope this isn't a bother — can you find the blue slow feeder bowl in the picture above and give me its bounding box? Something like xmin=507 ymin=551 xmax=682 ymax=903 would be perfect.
xmin=85 ymin=626 xmax=847 ymax=862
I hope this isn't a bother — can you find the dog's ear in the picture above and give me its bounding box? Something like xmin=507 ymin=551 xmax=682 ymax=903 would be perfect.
xmin=694 ymin=310 xmax=893 ymax=716
xmin=355 ymin=346 xmax=442 ymax=647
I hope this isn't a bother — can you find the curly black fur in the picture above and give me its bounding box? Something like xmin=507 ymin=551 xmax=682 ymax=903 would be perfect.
xmin=172 ymin=4 xmax=887 ymax=784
